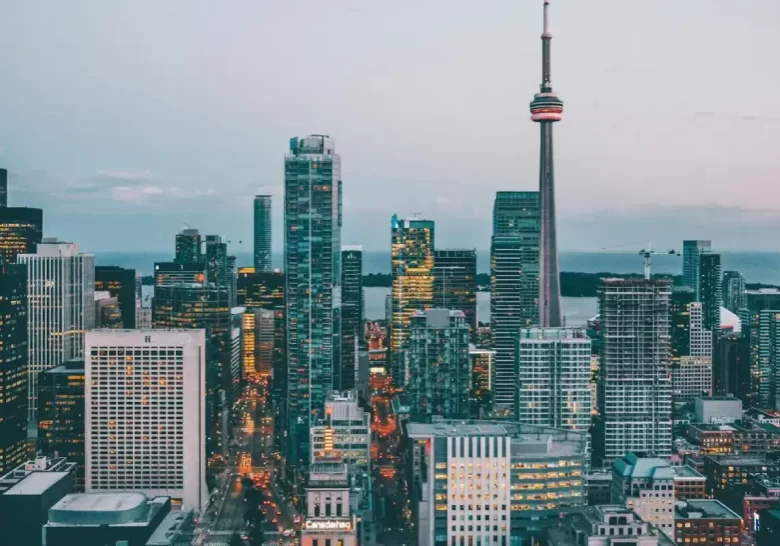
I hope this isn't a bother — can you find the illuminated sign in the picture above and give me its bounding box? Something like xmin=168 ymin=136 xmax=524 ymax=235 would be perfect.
xmin=304 ymin=520 xmax=352 ymax=531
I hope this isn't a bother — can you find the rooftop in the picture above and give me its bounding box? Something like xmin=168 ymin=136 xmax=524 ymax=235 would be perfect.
xmin=675 ymin=499 xmax=741 ymax=520
xmin=673 ymin=466 xmax=705 ymax=480
xmin=145 ymin=510 xmax=195 ymax=546
xmin=614 ymin=453 xmax=672 ymax=479
xmin=705 ymin=455 xmax=773 ymax=466
xmin=3 ymin=471 xmax=71 ymax=496
xmin=47 ymin=493 xmax=169 ymax=527
xmin=44 ymin=359 xmax=85 ymax=374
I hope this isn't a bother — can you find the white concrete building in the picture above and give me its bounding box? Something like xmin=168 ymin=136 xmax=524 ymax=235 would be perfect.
xmin=85 ymin=330 xmax=207 ymax=511
xmin=515 ymin=328 xmax=592 ymax=433
xmin=301 ymin=462 xmax=357 ymax=546
xmin=310 ymin=391 xmax=371 ymax=477
xmin=18 ymin=239 xmax=95 ymax=425
xmin=612 ymin=453 xmax=675 ymax=539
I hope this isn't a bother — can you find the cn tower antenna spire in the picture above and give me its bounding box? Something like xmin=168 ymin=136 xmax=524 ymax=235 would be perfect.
xmin=541 ymin=0 xmax=552 ymax=91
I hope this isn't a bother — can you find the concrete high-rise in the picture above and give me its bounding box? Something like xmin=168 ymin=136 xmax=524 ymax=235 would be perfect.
xmin=515 ymin=328 xmax=592 ymax=435
xmin=0 ymin=206 xmax=42 ymax=265
xmin=699 ymin=252 xmax=722 ymax=333
xmin=530 ymin=0 xmax=564 ymax=328
xmin=340 ymin=246 xmax=363 ymax=391
xmin=253 ymin=195 xmax=272 ymax=271
xmin=682 ymin=240 xmax=712 ymax=296
xmin=0 ymin=264 xmax=28 ymax=474
xmin=594 ymin=278 xmax=672 ymax=465
xmin=490 ymin=191 xmax=539 ymax=415
xmin=174 ymin=228 xmax=201 ymax=264
xmin=390 ymin=215 xmax=435 ymax=387
xmin=407 ymin=309 xmax=470 ymax=419
xmin=85 ymin=330 xmax=207 ymax=510
xmin=284 ymin=135 xmax=342 ymax=478
xmin=722 ymin=271 xmax=746 ymax=315
xmin=18 ymin=240 xmax=95 ymax=426
xmin=433 ymin=249 xmax=477 ymax=335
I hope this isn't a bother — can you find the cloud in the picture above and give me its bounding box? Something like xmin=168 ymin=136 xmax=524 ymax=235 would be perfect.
xmin=95 ymin=169 xmax=153 ymax=181
xmin=111 ymin=185 xmax=165 ymax=202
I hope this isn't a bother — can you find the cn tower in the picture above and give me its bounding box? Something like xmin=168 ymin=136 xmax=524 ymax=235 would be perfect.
xmin=530 ymin=0 xmax=563 ymax=327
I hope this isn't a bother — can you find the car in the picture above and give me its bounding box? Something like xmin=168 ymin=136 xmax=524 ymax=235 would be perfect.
xmin=272 ymin=518 xmax=278 ymax=524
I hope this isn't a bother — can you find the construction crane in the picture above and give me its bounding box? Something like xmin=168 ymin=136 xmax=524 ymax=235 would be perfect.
xmin=601 ymin=240 xmax=680 ymax=280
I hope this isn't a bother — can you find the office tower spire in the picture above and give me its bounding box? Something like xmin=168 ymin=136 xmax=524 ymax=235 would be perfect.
xmin=531 ymin=0 xmax=563 ymax=327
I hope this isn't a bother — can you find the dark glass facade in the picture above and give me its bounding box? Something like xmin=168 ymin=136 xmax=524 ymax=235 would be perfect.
xmin=433 ymin=249 xmax=477 ymax=335
xmin=0 ymin=207 xmax=43 ymax=265
xmin=0 ymin=264 xmax=28 ymax=474
xmin=699 ymin=252 xmax=722 ymax=333
xmin=95 ymin=266 xmax=136 ymax=328
xmin=254 ymin=195 xmax=272 ymax=271
xmin=670 ymin=288 xmax=695 ymax=363
xmin=153 ymin=262 xmax=206 ymax=287
xmin=340 ymin=247 xmax=363 ymax=390
xmin=38 ymin=360 xmax=85 ymax=489
xmin=713 ymin=334 xmax=751 ymax=402
xmin=284 ymin=135 xmax=342 ymax=477
xmin=722 ymin=271 xmax=746 ymax=314
xmin=174 ymin=228 xmax=201 ymax=264
xmin=236 ymin=268 xmax=284 ymax=309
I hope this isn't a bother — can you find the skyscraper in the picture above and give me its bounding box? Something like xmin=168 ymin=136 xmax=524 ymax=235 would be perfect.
xmin=433 ymin=249 xmax=477 ymax=334
xmin=722 ymin=271 xmax=746 ymax=315
xmin=682 ymin=240 xmax=712 ymax=296
xmin=390 ymin=215 xmax=435 ymax=388
xmin=407 ymin=309 xmax=470 ymax=419
xmin=236 ymin=267 xmax=284 ymax=309
xmin=95 ymin=265 xmax=136 ymax=328
xmin=757 ymin=311 xmax=780 ymax=410
xmin=0 ymin=207 xmax=43 ymax=265
xmin=530 ymin=0 xmax=563 ymax=328
xmin=204 ymin=234 xmax=229 ymax=287
xmin=741 ymin=289 xmax=780 ymax=408
xmin=671 ymin=303 xmax=713 ymax=401
xmin=515 ymin=328 xmax=592 ymax=435
xmin=85 ymin=330 xmax=208 ymax=510
xmin=174 ymin=228 xmax=202 ymax=264
xmin=699 ymin=252 xmax=722 ymax=333
xmin=0 ymin=167 xmax=6 ymax=208
xmin=340 ymin=246 xmax=363 ymax=391
xmin=713 ymin=333 xmax=750 ymax=400
xmin=18 ymin=240 xmax=95 ymax=426
xmin=490 ymin=191 xmax=539 ymax=414
xmin=670 ymin=288 xmax=695 ymax=362
xmin=153 ymin=261 xmax=206 ymax=287
xmin=253 ymin=195 xmax=272 ymax=272
xmin=284 ymin=135 xmax=342 ymax=477
xmin=594 ymin=278 xmax=672 ymax=465
xmin=0 ymin=264 xmax=28 ymax=474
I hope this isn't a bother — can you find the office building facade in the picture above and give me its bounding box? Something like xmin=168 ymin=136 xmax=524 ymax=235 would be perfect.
xmin=682 ymin=240 xmax=712 ymax=297
xmin=85 ymin=330 xmax=207 ymax=510
xmin=722 ymin=271 xmax=746 ymax=315
xmin=300 ymin=463 xmax=358 ymax=546
xmin=153 ymin=262 xmax=206 ymax=287
xmin=515 ymin=328 xmax=592 ymax=435
xmin=236 ymin=267 xmax=284 ymax=309
xmin=741 ymin=289 xmax=780 ymax=409
xmin=340 ymin=246 xmax=364 ymax=391
xmin=433 ymin=249 xmax=477 ymax=335
xmin=390 ymin=214 xmax=435 ymax=387
xmin=406 ymin=421 xmax=586 ymax=546
xmin=37 ymin=359 xmax=85 ymax=490
xmin=0 ymin=167 xmax=6 ymax=207
xmin=408 ymin=309 xmax=470 ymax=419
xmin=468 ymin=348 xmax=495 ymax=418
xmin=0 ymin=206 xmax=43 ymax=265
xmin=490 ymin=191 xmax=540 ymax=415
xmin=95 ymin=266 xmax=136 ymax=329
xmin=174 ymin=228 xmax=201 ymax=265
xmin=253 ymin=195 xmax=272 ymax=271
xmin=595 ymin=278 xmax=672 ymax=465
xmin=284 ymin=135 xmax=343 ymax=477
xmin=0 ymin=264 xmax=28 ymax=474
xmin=713 ymin=333 xmax=751 ymax=401
xmin=310 ymin=391 xmax=371 ymax=476
xmin=18 ymin=240 xmax=94 ymax=425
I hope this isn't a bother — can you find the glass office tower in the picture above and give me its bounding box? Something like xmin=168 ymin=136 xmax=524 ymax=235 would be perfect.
xmin=0 ymin=206 xmax=43 ymax=265
xmin=340 ymin=246 xmax=364 ymax=391
xmin=433 ymin=249 xmax=477 ymax=335
xmin=254 ymin=195 xmax=272 ymax=271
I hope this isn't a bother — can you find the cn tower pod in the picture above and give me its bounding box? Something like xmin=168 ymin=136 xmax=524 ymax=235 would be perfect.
xmin=530 ymin=93 xmax=563 ymax=122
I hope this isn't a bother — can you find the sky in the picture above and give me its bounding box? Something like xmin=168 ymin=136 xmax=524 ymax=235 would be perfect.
xmin=1 ymin=0 xmax=780 ymax=253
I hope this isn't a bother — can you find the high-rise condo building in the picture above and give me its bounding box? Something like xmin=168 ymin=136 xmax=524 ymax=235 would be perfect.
xmin=0 ymin=206 xmax=43 ymax=265
xmin=38 ymin=359 xmax=85 ymax=490
xmin=515 ymin=328 xmax=592 ymax=435
xmin=85 ymin=330 xmax=208 ymax=510
xmin=433 ymin=249 xmax=477 ymax=335
xmin=713 ymin=333 xmax=750 ymax=400
xmin=407 ymin=309 xmax=470 ymax=419
xmin=682 ymin=240 xmax=712 ymax=296
xmin=490 ymin=191 xmax=539 ymax=415
xmin=390 ymin=214 xmax=435 ymax=387
xmin=406 ymin=421 xmax=586 ymax=545
xmin=284 ymin=135 xmax=342 ymax=478
xmin=340 ymin=246 xmax=364 ymax=391
xmin=757 ymin=311 xmax=780 ymax=411
xmin=95 ymin=266 xmax=136 ymax=328
xmin=310 ymin=391 xmax=371 ymax=477
xmin=0 ymin=264 xmax=28 ymax=474
xmin=741 ymin=289 xmax=780 ymax=408
xmin=174 ymin=228 xmax=202 ymax=264
xmin=152 ymin=283 xmax=232 ymax=455
xmin=699 ymin=252 xmax=722 ymax=333
xmin=722 ymin=271 xmax=746 ymax=315
xmin=0 ymin=167 xmax=6 ymax=207
xmin=530 ymin=0 xmax=563 ymax=328
xmin=671 ymin=302 xmax=713 ymax=401
xmin=253 ymin=195 xmax=272 ymax=271
xmin=18 ymin=240 xmax=95 ymax=426
xmin=594 ymin=278 xmax=672 ymax=465
xmin=153 ymin=261 xmax=206 ymax=287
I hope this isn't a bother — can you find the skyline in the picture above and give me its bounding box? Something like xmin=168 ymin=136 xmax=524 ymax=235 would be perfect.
xmin=3 ymin=0 xmax=780 ymax=252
